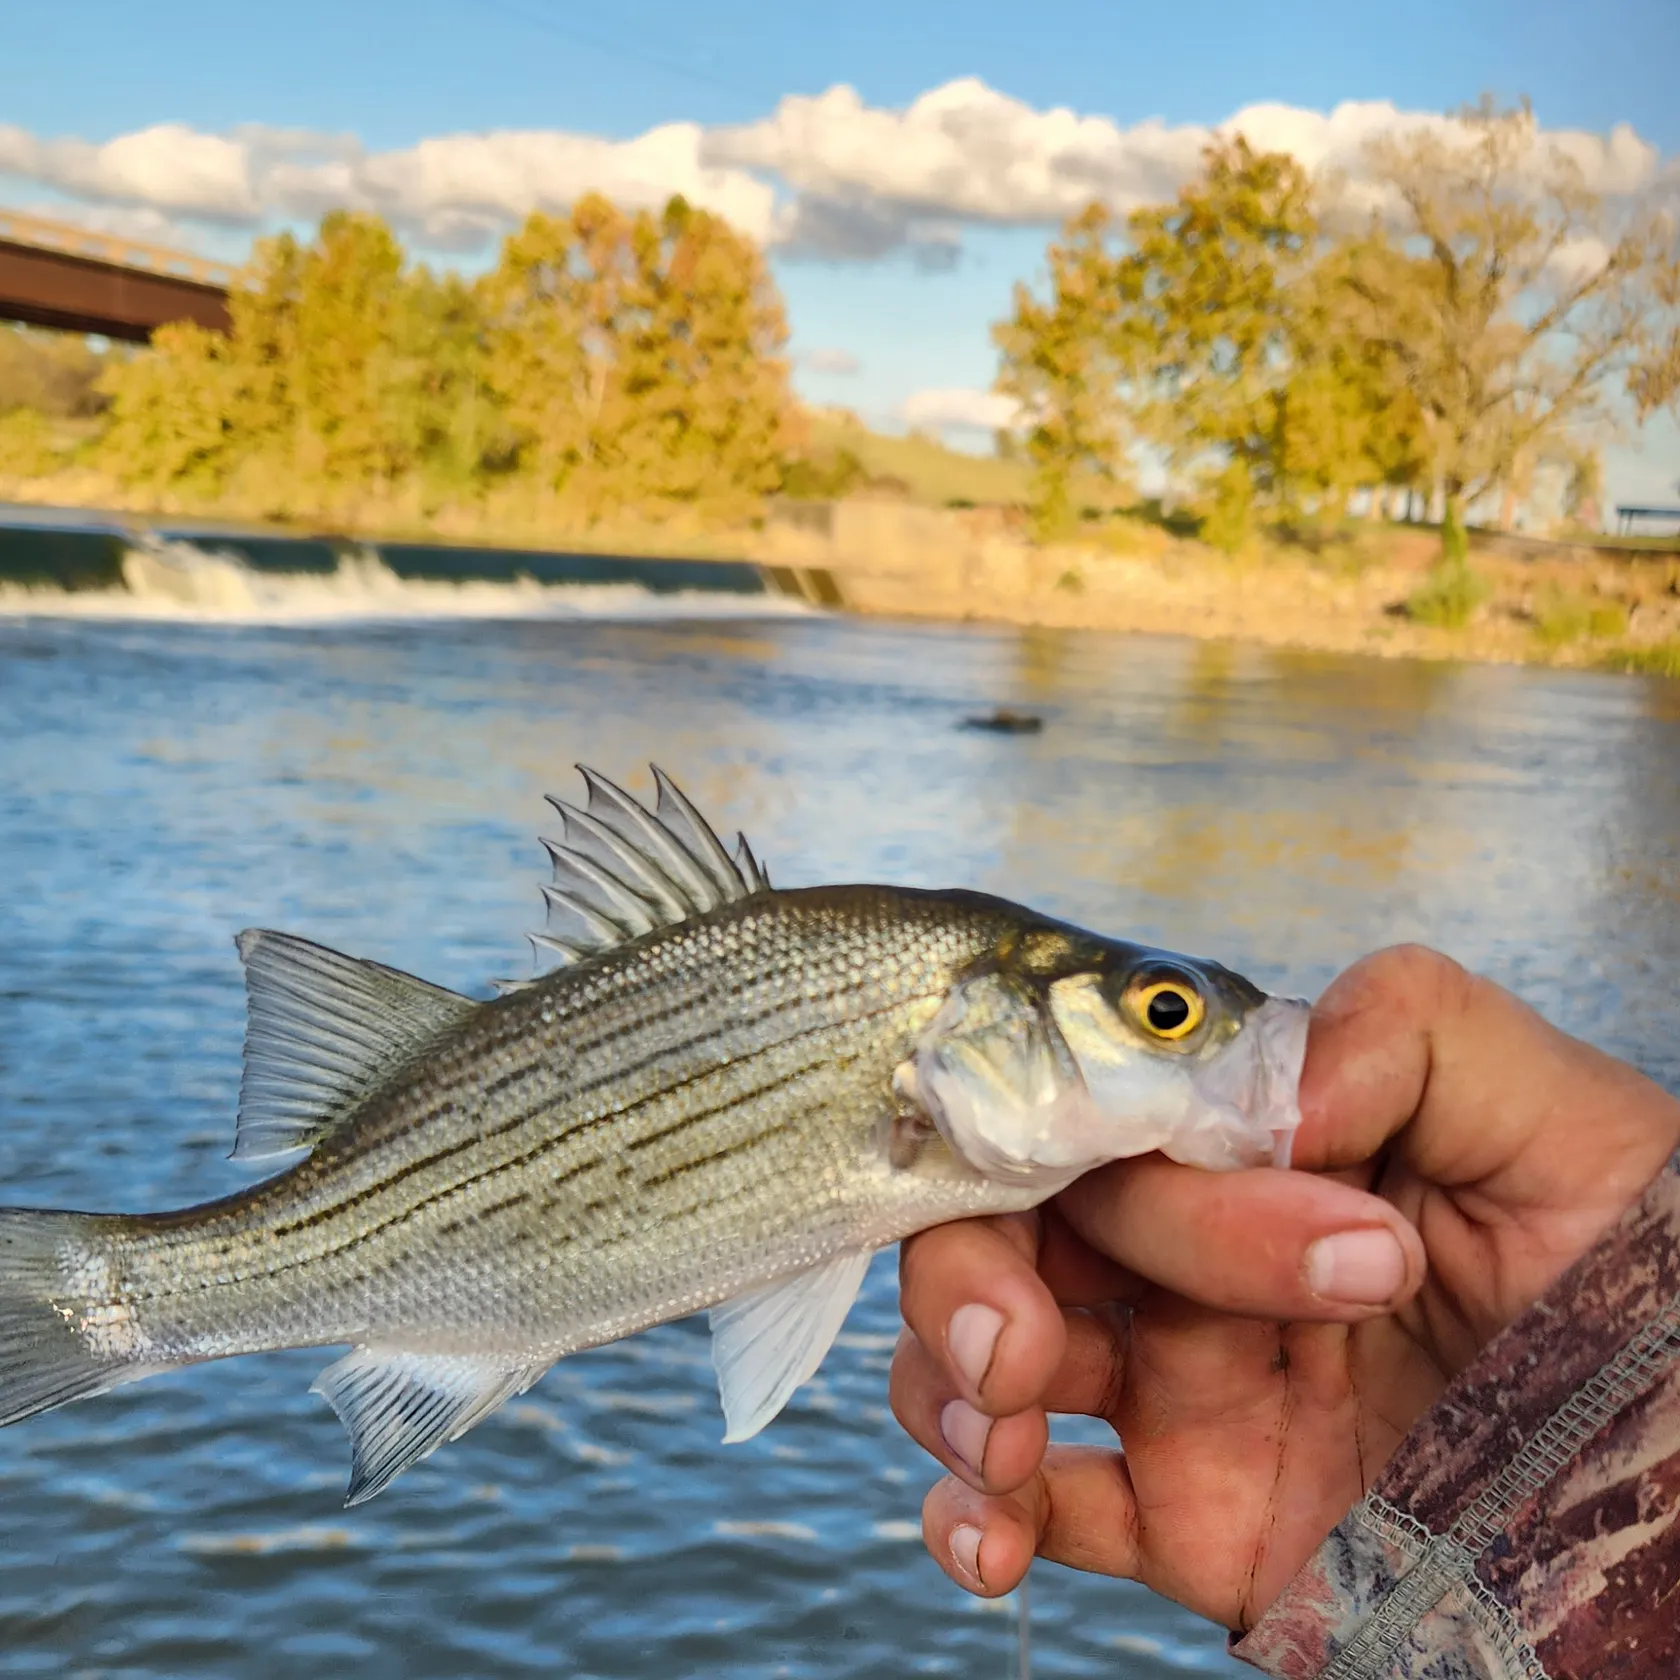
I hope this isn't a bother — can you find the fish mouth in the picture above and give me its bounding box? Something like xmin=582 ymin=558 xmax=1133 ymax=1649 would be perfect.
xmin=1184 ymin=994 xmax=1312 ymax=1169
xmin=896 ymin=982 xmax=1313 ymax=1185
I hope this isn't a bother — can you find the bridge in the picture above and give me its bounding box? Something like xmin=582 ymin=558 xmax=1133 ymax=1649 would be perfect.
xmin=1614 ymin=504 xmax=1680 ymax=536
xmin=0 ymin=208 xmax=233 ymax=342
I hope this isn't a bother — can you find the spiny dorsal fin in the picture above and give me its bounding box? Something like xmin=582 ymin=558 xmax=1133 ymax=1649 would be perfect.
xmin=312 ymin=1347 xmax=548 ymax=1506
xmin=526 ymin=766 xmax=771 ymax=978
xmin=234 ymin=930 xmax=476 ymax=1162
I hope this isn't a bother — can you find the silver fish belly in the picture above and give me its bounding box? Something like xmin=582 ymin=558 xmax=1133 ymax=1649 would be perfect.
xmin=0 ymin=768 xmax=1308 ymax=1504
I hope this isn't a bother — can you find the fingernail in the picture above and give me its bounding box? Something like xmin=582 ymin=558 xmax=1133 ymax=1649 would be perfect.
xmin=1306 ymin=1228 xmax=1407 ymax=1305
xmin=949 ymin=1521 xmax=984 ymax=1586
xmin=948 ymin=1303 xmax=1004 ymax=1394
xmin=940 ymin=1398 xmax=993 ymax=1476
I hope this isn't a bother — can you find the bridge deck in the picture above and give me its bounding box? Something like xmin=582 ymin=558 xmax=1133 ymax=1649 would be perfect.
xmin=0 ymin=210 xmax=231 ymax=342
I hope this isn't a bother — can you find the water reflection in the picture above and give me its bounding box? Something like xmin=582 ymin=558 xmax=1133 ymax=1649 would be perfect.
xmin=0 ymin=611 xmax=1674 ymax=1678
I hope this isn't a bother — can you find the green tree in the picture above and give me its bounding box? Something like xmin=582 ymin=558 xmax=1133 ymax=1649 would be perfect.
xmin=100 ymin=215 xmax=464 ymax=509
xmin=286 ymin=212 xmax=437 ymax=494
xmin=613 ymin=195 xmax=795 ymax=520
xmin=483 ymin=194 xmax=794 ymax=522
xmin=97 ymin=320 xmax=242 ymax=493
xmin=95 ymin=196 xmax=794 ymax=527
xmin=1116 ymin=138 xmax=1319 ymax=549
xmin=1280 ymin=244 xmax=1427 ymax=527
xmin=480 ymin=194 xmax=629 ymax=501
xmin=993 ymin=204 xmax=1129 ymax=539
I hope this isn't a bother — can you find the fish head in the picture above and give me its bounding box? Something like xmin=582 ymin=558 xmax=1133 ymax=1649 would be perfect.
xmin=897 ymin=922 xmax=1309 ymax=1188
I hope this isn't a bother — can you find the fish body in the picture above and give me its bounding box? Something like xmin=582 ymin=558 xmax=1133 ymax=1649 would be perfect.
xmin=0 ymin=771 xmax=1308 ymax=1503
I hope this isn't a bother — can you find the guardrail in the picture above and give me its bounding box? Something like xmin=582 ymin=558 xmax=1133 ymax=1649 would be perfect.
xmin=0 ymin=207 xmax=236 ymax=287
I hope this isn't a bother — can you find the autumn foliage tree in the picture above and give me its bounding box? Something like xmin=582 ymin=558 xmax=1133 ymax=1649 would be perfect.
xmin=992 ymin=204 xmax=1130 ymax=539
xmin=1341 ymin=100 xmax=1672 ymax=550
xmin=1629 ymin=242 xmax=1680 ymax=426
xmin=996 ymin=100 xmax=1674 ymax=557
xmin=995 ymin=138 xmax=1421 ymax=550
xmin=97 ymin=198 xmax=796 ymax=526
xmin=1117 ymin=139 xmax=1321 ymax=547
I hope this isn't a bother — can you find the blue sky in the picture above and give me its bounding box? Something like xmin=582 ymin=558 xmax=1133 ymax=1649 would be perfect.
xmin=3 ymin=0 xmax=1678 ymax=506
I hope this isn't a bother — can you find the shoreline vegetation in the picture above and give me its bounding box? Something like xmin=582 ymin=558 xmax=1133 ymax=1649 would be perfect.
xmin=2 ymin=97 xmax=1677 ymax=675
xmin=3 ymin=456 xmax=1676 ymax=677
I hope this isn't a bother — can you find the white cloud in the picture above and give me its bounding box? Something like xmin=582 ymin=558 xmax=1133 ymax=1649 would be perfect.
xmin=707 ymin=79 xmax=1209 ymax=235
xmin=0 ymin=122 xmax=256 ymax=220
xmin=801 ymin=347 xmax=861 ymax=375
xmin=273 ymin=125 xmax=778 ymax=246
xmin=712 ymin=83 xmax=1667 ymax=258
xmin=0 ymin=119 xmax=776 ymax=250
xmin=0 ymin=84 xmax=1667 ymax=266
xmin=899 ymin=387 xmax=1021 ymax=433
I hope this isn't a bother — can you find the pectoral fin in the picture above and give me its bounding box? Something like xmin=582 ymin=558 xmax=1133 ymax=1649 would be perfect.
xmin=708 ymin=1251 xmax=871 ymax=1444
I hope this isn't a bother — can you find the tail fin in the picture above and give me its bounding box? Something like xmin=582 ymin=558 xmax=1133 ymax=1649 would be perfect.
xmin=0 ymin=1210 xmax=165 ymax=1428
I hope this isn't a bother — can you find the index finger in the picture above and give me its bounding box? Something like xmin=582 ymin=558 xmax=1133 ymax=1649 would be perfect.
xmin=897 ymin=1212 xmax=1064 ymax=1417
xmin=1295 ymin=944 xmax=1680 ymax=1214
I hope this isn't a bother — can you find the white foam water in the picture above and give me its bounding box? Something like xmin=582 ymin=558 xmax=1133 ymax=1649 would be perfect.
xmin=0 ymin=532 xmax=819 ymax=625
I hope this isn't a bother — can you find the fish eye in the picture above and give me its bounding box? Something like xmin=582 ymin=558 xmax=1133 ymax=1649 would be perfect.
xmin=1123 ymin=975 xmax=1206 ymax=1041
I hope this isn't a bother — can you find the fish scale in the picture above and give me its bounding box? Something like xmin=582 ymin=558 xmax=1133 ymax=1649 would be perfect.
xmin=0 ymin=768 xmax=1308 ymax=1506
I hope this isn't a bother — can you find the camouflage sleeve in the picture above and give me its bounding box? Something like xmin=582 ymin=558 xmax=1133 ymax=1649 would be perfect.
xmin=1231 ymin=1149 xmax=1680 ymax=1680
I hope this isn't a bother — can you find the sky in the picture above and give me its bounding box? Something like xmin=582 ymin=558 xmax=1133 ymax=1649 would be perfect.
xmin=3 ymin=0 xmax=1678 ymax=508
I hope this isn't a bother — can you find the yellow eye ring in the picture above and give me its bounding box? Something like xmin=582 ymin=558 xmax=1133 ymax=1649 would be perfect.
xmin=1127 ymin=978 xmax=1205 ymax=1041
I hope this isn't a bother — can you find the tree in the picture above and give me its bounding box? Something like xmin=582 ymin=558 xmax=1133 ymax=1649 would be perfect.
xmin=480 ymin=195 xmax=629 ymax=501
xmin=0 ymin=325 xmax=112 ymax=419
xmin=997 ymin=142 xmax=1430 ymax=547
xmin=99 ymin=214 xmax=468 ymax=509
xmin=608 ymin=196 xmax=795 ymax=519
xmin=286 ymin=212 xmax=438 ymax=494
xmin=483 ymin=195 xmax=795 ymax=523
xmin=1115 ymin=138 xmax=1319 ymax=549
xmin=1340 ymin=98 xmax=1671 ymax=556
xmin=97 ymin=321 xmax=241 ymax=493
xmin=1628 ymin=243 xmax=1680 ymax=423
xmin=1279 ymin=244 xmax=1427 ymax=527
xmin=993 ymin=204 xmax=1129 ymax=539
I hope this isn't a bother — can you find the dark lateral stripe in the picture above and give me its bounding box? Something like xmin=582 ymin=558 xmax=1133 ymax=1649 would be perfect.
xmin=276 ymin=980 xmax=884 ymax=1238
xmin=505 ymin=961 xmax=916 ymax=1140
xmin=264 ymin=984 xmax=918 ymax=1249
xmin=633 ymin=1049 xmax=864 ymax=1182
xmin=131 ymin=1014 xmax=887 ymax=1302
xmin=468 ymin=975 xmax=716 ymax=1106
xmin=263 ymin=1024 xmax=790 ymax=1243
xmin=321 ymin=1049 xmax=824 ymax=1255
xmin=431 ymin=1186 xmax=531 ymax=1240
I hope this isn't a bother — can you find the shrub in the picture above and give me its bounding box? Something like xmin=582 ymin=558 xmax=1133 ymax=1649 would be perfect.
xmin=1598 ymin=640 xmax=1680 ymax=678
xmin=1405 ymin=557 xmax=1488 ymax=629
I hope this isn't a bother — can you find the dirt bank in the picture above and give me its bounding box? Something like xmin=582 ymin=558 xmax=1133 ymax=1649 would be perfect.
xmin=756 ymin=501 xmax=1680 ymax=675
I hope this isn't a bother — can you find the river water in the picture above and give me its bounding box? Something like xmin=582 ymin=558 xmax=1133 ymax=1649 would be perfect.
xmin=0 ymin=540 xmax=1677 ymax=1678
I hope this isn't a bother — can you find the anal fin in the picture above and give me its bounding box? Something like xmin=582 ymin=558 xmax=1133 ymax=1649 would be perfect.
xmin=312 ymin=1347 xmax=549 ymax=1506
xmin=708 ymin=1251 xmax=870 ymax=1444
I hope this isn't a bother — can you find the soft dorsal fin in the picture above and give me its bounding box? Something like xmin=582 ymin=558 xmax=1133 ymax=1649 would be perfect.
xmin=234 ymin=930 xmax=476 ymax=1162
xmin=524 ymin=766 xmax=771 ymax=980
xmin=708 ymin=1250 xmax=871 ymax=1444
xmin=312 ymin=1346 xmax=548 ymax=1506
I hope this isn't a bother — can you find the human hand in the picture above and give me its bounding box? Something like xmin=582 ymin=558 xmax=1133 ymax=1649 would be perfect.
xmin=891 ymin=945 xmax=1680 ymax=1633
